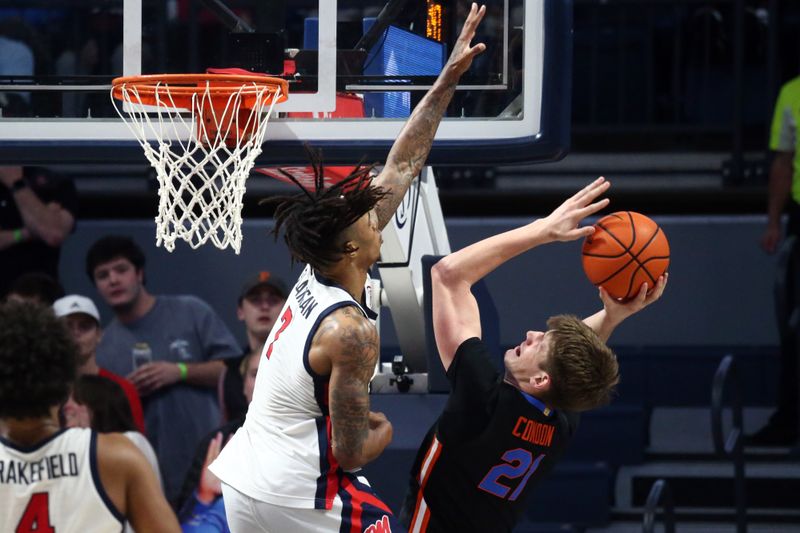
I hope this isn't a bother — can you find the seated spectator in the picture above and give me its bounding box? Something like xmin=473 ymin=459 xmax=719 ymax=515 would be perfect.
xmin=180 ymin=432 xmax=230 ymax=533
xmin=0 ymin=165 xmax=77 ymax=298
xmin=53 ymin=36 xmax=100 ymax=117
xmin=220 ymin=271 xmax=287 ymax=423
xmin=86 ymin=234 xmax=240 ymax=504
xmin=63 ymin=374 xmax=161 ymax=489
xmin=5 ymin=271 xmax=64 ymax=304
xmin=0 ymin=16 xmax=34 ymax=114
xmin=176 ymin=350 xmax=261 ymax=522
xmin=53 ymin=293 xmax=146 ymax=434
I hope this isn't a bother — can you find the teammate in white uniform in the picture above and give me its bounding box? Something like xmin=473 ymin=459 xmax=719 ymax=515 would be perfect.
xmin=0 ymin=300 xmax=179 ymax=533
xmin=210 ymin=6 xmax=488 ymax=531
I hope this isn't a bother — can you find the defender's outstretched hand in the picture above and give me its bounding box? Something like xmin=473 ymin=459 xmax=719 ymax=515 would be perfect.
xmin=444 ymin=4 xmax=488 ymax=78
xmin=542 ymin=177 xmax=611 ymax=243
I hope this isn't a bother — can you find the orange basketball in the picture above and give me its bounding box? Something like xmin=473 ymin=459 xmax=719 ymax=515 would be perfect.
xmin=581 ymin=211 xmax=670 ymax=300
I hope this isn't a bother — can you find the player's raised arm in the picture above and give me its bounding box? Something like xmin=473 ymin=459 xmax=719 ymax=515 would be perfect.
xmin=433 ymin=177 xmax=611 ymax=370
xmin=314 ymin=307 xmax=392 ymax=470
xmin=372 ymin=3 xmax=486 ymax=229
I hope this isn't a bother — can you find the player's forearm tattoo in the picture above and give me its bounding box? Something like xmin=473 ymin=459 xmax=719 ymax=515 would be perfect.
xmin=328 ymin=310 xmax=379 ymax=460
xmin=375 ymin=80 xmax=458 ymax=229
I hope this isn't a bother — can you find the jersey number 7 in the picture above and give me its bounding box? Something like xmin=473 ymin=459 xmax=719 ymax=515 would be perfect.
xmin=265 ymin=307 xmax=293 ymax=359
xmin=478 ymin=449 xmax=545 ymax=501
xmin=16 ymin=492 xmax=55 ymax=533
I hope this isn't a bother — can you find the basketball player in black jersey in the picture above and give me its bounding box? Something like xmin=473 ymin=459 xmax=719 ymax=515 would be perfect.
xmin=400 ymin=177 xmax=668 ymax=532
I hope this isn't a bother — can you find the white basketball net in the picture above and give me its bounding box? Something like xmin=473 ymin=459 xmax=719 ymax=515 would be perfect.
xmin=111 ymin=80 xmax=283 ymax=253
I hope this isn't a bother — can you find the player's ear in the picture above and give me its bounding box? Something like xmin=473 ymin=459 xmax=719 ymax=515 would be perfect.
xmin=530 ymin=371 xmax=550 ymax=392
xmin=342 ymin=241 xmax=359 ymax=256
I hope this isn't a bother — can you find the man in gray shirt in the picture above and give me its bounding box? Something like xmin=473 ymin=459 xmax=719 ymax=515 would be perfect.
xmin=86 ymin=235 xmax=239 ymax=504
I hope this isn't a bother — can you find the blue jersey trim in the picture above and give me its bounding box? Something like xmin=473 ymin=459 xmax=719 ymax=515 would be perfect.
xmin=0 ymin=428 xmax=68 ymax=453
xmin=301 ymin=301 xmax=361 ymax=383
xmin=313 ymin=416 xmax=333 ymax=509
xmin=312 ymin=268 xmax=378 ymax=320
xmin=89 ymin=431 xmax=126 ymax=526
xmin=518 ymin=390 xmax=553 ymax=417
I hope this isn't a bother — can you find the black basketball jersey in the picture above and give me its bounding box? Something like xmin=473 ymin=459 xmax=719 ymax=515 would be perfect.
xmin=400 ymin=337 xmax=578 ymax=533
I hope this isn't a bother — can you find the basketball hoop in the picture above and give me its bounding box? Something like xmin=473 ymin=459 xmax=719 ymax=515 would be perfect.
xmin=110 ymin=73 xmax=288 ymax=253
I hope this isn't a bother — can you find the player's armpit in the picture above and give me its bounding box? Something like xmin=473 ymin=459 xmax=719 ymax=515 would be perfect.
xmin=314 ymin=307 xmax=385 ymax=470
xmin=96 ymin=433 xmax=180 ymax=533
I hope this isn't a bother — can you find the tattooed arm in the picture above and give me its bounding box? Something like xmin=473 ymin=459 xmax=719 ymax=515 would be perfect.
xmin=310 ymin=306 xmax=392 ymax=470
xmin=372 ymin=3 xmax=487 ymax=230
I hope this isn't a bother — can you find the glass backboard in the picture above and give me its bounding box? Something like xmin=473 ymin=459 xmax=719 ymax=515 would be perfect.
xmin=0 ymin=0 xmax=571 ymax=165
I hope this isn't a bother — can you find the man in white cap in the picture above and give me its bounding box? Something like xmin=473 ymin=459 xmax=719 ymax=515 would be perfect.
xmin=53 ymin=294 xmax=146 ymax=434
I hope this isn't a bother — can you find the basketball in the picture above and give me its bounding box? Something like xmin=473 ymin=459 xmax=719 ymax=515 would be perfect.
xmin=581 ymin=211 xmax=670 ymax=300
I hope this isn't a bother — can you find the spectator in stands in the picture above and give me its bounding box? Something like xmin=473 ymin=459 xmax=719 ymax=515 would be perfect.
xmin=0 ymin=34 xmax=32 ymax=107
xmin=751 ymin=75 xmax=800 ymax=446
xmin=64 ymin=374 xmax=162 ymax=491
xmin=0 ymin=165 xmax=76 ymax=298
xmin=86 ymin=234 xmax=240 ymax=504
xmin=0 ymin=15 xmax=38 ymax=115
xmin=0 ymin=300 xmax=180 ymax=532
xmin=175 ymin=269 xmax=284 ymax=511
xmin=53 ymin=293 xmax=146 ymax=434
xmin=180 ymin=431 xmax=230 ymax=533
xmin=54 ymin=36 xmax=102 ymax=117
xmin=399 ymin=178 xmax=667 ymax=532
xmin=177 ymin=350 xmax=262 ymax=530
xmin=220 ymin=271 xmax=287 ymax=422
xmin=4 ymin=271 xmax=64 ymax=304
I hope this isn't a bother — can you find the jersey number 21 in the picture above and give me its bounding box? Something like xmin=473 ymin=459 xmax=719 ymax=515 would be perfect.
xmin=478 ymin=449 xmax=545 ymax=501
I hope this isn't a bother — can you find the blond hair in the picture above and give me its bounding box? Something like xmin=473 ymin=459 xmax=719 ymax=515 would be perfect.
xmin=538 ymin=314 xmax=619 ymax=412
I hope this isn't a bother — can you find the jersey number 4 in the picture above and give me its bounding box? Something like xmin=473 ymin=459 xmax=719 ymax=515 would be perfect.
xmin=16 ymin=492 xmax=55 ymax=533
xmin=478 ymin=449 xmax=545 ymax=501
xmin=265 ymin=307 xmax=293 ymax=359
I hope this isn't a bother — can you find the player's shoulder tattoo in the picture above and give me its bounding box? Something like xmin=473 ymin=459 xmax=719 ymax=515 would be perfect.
xmin=317 ymin=306 xmax=378 ymax=373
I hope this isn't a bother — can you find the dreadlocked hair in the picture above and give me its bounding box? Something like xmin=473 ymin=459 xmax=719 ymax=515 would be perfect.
xmin=265 ymin=148 xmax=389 ymax=271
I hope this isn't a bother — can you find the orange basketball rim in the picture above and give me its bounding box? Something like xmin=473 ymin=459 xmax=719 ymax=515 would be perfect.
xmin=111 ymin=73 xmax=288 ymax=146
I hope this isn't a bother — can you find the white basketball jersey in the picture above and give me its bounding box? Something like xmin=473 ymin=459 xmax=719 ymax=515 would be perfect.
xmin=0 ymin=428 xmax=123 ymax=533
xmin=211 ymin=265 xmax=377 ymax=509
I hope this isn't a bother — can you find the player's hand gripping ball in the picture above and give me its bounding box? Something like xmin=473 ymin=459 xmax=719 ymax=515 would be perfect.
xmin=582 ymin=211 xmax=670 ymax=300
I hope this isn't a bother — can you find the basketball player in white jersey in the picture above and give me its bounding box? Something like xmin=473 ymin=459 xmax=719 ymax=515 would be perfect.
xmin=209 ymin=4 xmax=487 ymax=532
xmin=0 ymin=300 xmax=180 ymax=533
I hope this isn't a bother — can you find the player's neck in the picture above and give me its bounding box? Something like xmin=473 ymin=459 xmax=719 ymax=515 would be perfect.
xmin=319 ymin=263 xmax=368 ymax=303
xmin=504 ymin=371 xmax=522 ymax=390
xmin=1 ymin=407 xmax=62 ymax=447
xmin=504 ymin=373 xmax=553 ymax=411
xmin=504 ymin=371 xmax=539 ymax=397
